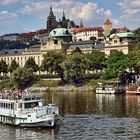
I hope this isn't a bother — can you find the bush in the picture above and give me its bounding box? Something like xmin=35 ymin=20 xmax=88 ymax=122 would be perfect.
xmin=85 ymin=73 xmax=101 ymax=80
xmin=36 ymin=74 xmax=59 ymax=79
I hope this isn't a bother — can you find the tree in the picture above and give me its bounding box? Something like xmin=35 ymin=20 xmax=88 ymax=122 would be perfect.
xmin=8 ymin=59 xmax=19 ymax=73
xmin=102 ymin=50 xmax=131 ymax=79
xmin=86 ymin=50 xmax=106 ymax=72
xmin=24 ymin=57 xmax=39 ymax=72
xmin=41 ymin=51 xmax=65 ymax=83
xmin=71 ymin=47 xmax=82 ymax=54
xmin=10 ymin=67 xmax=34 ymax=90
xmin=61 ymin=52 xmax=89 ymax=85
xmin=0 ymin=60 xmax=8 ymax=75
xmin=128 ymin=42 xmax=140 ymax=74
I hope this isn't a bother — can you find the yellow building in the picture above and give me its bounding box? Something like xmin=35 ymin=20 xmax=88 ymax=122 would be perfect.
xmin=104 ymin=32 xmax=134 ymax=56
xmin=0 ymin=27 xmax=72 ymax=67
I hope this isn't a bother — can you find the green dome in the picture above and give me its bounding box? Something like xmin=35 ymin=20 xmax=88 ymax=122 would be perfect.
xmin=49 ymin=28 xmax=72 ymax=37
xmin=110 ymin=32 xmax=134 ymax=38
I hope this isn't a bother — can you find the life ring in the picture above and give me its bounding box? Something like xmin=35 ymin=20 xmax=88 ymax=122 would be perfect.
xmin=137 ymin=87 xmax=140 ymax=93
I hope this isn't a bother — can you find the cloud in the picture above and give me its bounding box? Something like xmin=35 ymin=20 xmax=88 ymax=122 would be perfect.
xmin=20 ymin=0 xmax=113 ymax=26
xmin=118 ymin=0 xmax=140 ymax=28
xmin=0 ymin=11 xmax=23 ymax=35
xmin=0 ymin=0 xmax=17 ymax=5
xmin=0 ymin=11 xmax=18 ymax=20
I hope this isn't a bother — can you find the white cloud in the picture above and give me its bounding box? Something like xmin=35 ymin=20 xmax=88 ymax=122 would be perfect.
xmin=0 ymin=11 xmax=18 ymax=20
xmin=0 ymin=11 xmax=23 ymax=35
xmin=118 ymin=0 xmax=140 ymax=28
xmin=20 ymin=0 xmax=113 ymax=26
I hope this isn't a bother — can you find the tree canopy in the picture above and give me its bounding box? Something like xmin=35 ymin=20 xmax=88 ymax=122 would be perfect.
xmin=8 ymin=59 xmax=19 ymax=73
xmin=24 ymin=57 xmax=39 ymax=72
xmin=41 ymin=51 xmax=65 ymax=83
xmin=86 ymin=50 xmax=106 ymax=71
xmin=61 ymin=52 xmax=89 ymax=84
xmin=10 ymin=67 xmax=34 ymax=90
xmin=102 ymin=50 xmax=130 ymax=79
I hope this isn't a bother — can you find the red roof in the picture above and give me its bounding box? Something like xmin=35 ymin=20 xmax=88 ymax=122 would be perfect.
xmin=20 ymin=32 xmax=36 ymax=37
xmin=104 ymin=18 xmax=112 ymax=25
xmin=69 ymin=27 xmax=103 ymax=33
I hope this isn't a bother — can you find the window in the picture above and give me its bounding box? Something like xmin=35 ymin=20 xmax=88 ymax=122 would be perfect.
xmin=114 ymin=40 xmax=118 ymax=43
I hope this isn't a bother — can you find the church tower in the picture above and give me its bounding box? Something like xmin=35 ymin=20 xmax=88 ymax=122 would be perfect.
xmin=47 ymin=6 xmax=58 ymax=32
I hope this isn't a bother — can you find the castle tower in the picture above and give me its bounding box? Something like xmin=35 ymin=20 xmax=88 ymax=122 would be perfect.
xmin=46 ymin=6 xmax=58 ymax=32
xmin=103 ymin=18 xmax=112 ymax=37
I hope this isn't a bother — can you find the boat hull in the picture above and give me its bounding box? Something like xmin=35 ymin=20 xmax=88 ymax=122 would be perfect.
xmin=18 ymin=119 xmax=58 ymax=128
xmin=125 ymin=86 xmax=140 ymax=95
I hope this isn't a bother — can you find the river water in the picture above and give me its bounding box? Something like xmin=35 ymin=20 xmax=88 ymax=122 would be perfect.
xmin=1 ymin=92 xmax=140 ymax=140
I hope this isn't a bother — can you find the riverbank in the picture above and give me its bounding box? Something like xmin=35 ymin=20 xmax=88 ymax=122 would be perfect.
xmin=28 ymin=79 xmax=104 ymax=92
xmin=28 ymin=84 xmax=96 ymax=92
xmin=0 ymin=78 xmax=119 ymax=92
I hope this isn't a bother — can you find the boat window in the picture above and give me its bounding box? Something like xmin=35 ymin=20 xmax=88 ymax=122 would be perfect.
xmin=24 ymin=102 xmax=38 ymax=109
xmin=18 ymin=103 xmax=22 ymax=108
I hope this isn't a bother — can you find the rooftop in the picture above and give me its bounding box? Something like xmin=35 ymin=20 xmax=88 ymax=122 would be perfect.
xmin=110 ymin=32 xmax=134 ymax=38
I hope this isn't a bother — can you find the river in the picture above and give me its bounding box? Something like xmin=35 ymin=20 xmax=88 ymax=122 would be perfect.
xmin=1 ymin=92 xmax=140 ymax=140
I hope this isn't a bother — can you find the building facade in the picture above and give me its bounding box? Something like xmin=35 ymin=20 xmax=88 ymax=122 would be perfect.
xmin=69 ymin=27 xmax=104 ymax=42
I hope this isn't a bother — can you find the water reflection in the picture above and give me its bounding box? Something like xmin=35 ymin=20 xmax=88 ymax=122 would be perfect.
xmin=1 ymin=92 xmax=140 ymax=139
xmin=48 ymin=92 xmax=140 ymax=117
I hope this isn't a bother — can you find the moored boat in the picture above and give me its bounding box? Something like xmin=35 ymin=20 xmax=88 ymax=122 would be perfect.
xmin=0 ymin=90 xmax=59 ymax=128
xmin=125 ymin=78 xmax=140 ymax=95
xmin=125 ymin=86 xmax=140 ymax=95
xmin=96 ymin=82 xmax=125 ymax=94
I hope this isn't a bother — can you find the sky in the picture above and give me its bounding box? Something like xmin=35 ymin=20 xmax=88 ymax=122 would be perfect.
xmin=0 ymin=0 xmax=140 ymax=35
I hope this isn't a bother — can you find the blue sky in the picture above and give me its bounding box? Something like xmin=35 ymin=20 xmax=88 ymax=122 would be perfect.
xmin=0 ymin=0 xmax=140 ymax=35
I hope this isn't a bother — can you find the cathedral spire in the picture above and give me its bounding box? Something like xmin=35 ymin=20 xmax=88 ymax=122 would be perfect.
xmin=62 ymin=11 xmax=66 ymax=21
xmin=48 ymin=5 xmax=55 ymax=18
xmin=80 ymin=19 xmax=84 ymax=28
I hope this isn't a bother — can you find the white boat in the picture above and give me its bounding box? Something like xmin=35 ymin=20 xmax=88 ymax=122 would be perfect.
xmin=96 ymin=82 xmax=125 ymax=94
xmin=0 ymin=90 xmax=59 ymax=128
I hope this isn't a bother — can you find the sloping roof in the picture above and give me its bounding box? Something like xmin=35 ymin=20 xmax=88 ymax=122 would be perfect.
xmin=110 ymin=32 xmax=134 ymax=38
xmin=69 ymin=27 xmax=103 ymax=33
xmin=104 ymin=18 xmax=112 ymax=25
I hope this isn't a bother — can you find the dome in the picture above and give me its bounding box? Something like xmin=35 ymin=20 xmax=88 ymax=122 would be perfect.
xmin=49 ymin=28 xmax=72 ymax=37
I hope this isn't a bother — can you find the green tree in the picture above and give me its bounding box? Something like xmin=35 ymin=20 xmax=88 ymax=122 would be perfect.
xmin=102 ymin=50 xmax=130 ymax=79
xmin=10 ymin=67 xmax=34 ymax=90
xmin=24 ymin=57 xmax=39 ymax=72
xmin=41 ymin=51 xmax=65 ymax=83
xmin=71 ymin=47 xmax=82 ymax=54
xmin=0 ymin=60 xmax=8 ymax=75
xmin=128 ymin=42 xmax=140 ymax=74
xmin=61 ymin=52 xmax=89 ymax=85
xmin=86 ymin=50 xmax=106 ymax=72
xmin=8 ymin=59 xmax=19 ymax=73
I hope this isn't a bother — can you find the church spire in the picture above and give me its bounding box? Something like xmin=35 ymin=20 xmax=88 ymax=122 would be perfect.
xmin=80 ymin=19 xmax=84 ymax=28
xmin=62 ymin=11 xmax=66 ymax=21
xmin=48 ymin=5 xmax=55 ymax=18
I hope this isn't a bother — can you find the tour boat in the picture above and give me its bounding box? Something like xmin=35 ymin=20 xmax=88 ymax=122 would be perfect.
xmin=96 ymin=82 xmax=125 ymax=94
xmin=125 ymin=86 xmax=140 ymax=95
xmin=0 ymin=90 xmax=59 ymax=128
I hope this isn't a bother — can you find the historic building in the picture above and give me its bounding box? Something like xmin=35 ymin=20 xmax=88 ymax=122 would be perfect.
xmin=46 ymin=6 xmax=76 ymax=32
xmin=0 ymin=27 xmax=72 ymax=68
xmin=104 ymin=32 xmax=134 ymax=56
xmin=69 ymin=27 xmax=104 ymax=42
